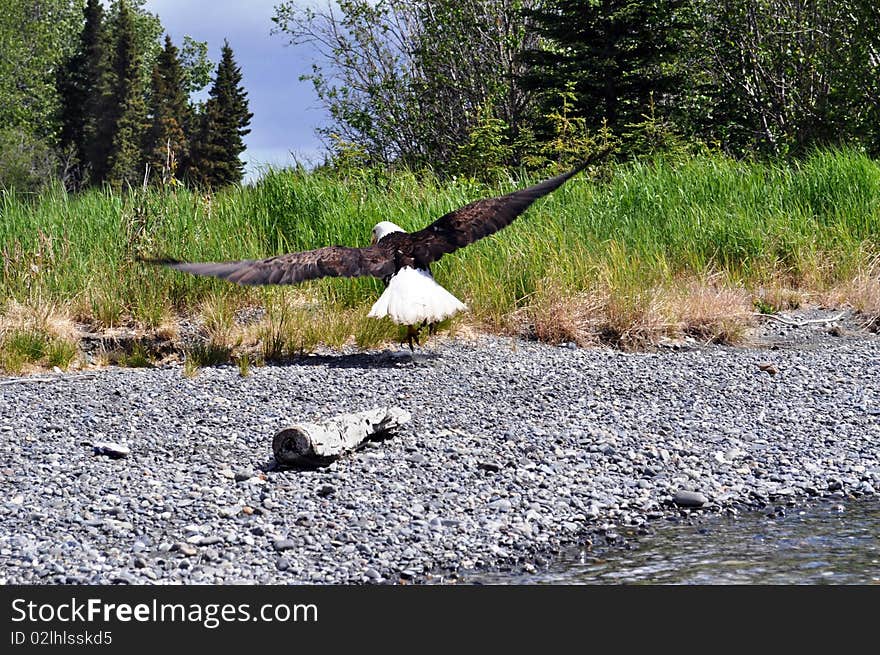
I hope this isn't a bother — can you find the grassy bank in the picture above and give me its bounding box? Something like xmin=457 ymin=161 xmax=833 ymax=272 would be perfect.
xmin=1 ymin=149 xmax=879 ymax=372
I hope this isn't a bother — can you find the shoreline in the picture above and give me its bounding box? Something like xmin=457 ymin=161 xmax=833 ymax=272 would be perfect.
xmin=1 ymin=315 xmax=878 ymax=585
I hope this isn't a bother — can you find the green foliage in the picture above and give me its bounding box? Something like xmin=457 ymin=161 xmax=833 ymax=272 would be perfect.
xmin=0 ymin=328 xmax=78 ymax=373
xmin=520 ymin=0 xmax=688 ymax=137
xmin=0 ymin=0 xmax=81 ymax=139
xmin=454 ymin=103 xmax=513 ymax=181
xmin=0 ymin=127 xmax=59 ymax=193
xmin=0 ymin=0 xmax=81 ymax=189
xmin=121 ymin=341 xmax=152 ymax=367
xmin=619 ymin=94 xmax=693 ymax=162
xmin=324 ymin=134 xmax=372 ymax=175
xmin=189 ymin=41 xmax=252 ymax=188
xmin=46 ymin=338 xmax=78 ymax=369
xmin=56 ymin=0 xmax=110 ymax=187
xmin=186 ymin=341 xmax=232 ymax=368
xmin=753 ymin=298 xmax=777 ymax=315
xmin=104 ymin=0 xmax=149 ymax=189
xmin=180 ymin=35 xmax=212 ymax=94
xmin=517 ymin=83 xmax=613 ymax=172
xmin=273 ymin=0 xmax=536 ymax=173
xmin=106 ymin=0 xmax=163 ymax=91
xmin=237 ymin=353 xmax=251 ymax=377
xmin=684 ymin=0 xmax=880 ymax=157
xmin=145 ymin=35 xmax=191 ymax=185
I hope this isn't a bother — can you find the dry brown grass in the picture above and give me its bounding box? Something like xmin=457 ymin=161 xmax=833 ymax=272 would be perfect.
xmin=824 ymin=258 xmax=880 ymax=331
xmin=668 ymin=280 xmax=755 ymax=344
xmin=1 ymin=262 xmax=875 ymax=374
xmin=518 ymin=275 xmax=756 ymax=349
xmin=752 ymin=283 xmax=807 ymax=314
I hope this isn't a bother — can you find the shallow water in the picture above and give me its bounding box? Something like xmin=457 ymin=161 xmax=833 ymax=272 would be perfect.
xmin=469 ymin=499 xmax=880 ymax=584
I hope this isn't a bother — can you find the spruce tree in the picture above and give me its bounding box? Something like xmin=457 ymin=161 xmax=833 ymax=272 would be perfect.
xmin=519 ymin=0 xmax=687 ymax=136
xmin=105 ymin=0 xmax=148 ymax=188
xmin=57 ymin=0 xmax=110 ymax=186
xmin=145 ymin=35 xmax=191 ymax=184
xmin=190 ymin=41 xmax=252 ymax=188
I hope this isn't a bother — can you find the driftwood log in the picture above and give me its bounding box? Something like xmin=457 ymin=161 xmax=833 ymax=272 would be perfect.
xmin=272 ymin=407 xmax=411 ymax=466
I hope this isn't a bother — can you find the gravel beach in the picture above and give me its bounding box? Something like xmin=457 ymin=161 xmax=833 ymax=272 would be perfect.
xmin=1 ymin=310 xmax=878 ymax=584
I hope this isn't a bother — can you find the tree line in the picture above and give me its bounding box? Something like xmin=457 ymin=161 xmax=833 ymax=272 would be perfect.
xmin=1 ymin=0 xmax=252 ymax=192
xmin=273 ymin=0 xmax=880 ymax=177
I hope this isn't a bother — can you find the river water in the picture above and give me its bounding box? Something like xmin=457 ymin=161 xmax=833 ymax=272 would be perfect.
xmin=468 ymin=499 xmax=880 ymax=584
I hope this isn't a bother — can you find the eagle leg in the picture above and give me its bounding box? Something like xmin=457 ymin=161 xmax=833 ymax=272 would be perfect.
xmin=405 ymin=325 xmax=420 ymax=352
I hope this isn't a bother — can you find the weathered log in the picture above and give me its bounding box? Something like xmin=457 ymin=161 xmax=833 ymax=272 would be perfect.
xmin=272 ymin=406 xmax=411 ymax=466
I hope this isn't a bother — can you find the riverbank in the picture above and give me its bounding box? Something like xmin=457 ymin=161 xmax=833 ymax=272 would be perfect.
xmin=0 ymin=309 xmax=877 ymax=584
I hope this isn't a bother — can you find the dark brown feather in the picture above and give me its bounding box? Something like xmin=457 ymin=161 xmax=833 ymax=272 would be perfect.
xmin=404 ymin=158 xmax=592 ymax=266
xmin=140 ymin=245 xmax=395 ymax=286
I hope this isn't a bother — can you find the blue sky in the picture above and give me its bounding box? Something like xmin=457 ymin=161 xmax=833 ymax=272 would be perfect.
xmin=142 ymin=0 xmax=327 ymax=181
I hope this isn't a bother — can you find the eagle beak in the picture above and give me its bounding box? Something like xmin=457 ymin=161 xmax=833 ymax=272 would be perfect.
xmin=371 ymin=233 xmax=377 ymax=246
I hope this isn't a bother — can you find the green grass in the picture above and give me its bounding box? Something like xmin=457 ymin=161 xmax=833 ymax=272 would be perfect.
xmin=1 ymin=148 xmax=879 ymax=366
xmin=0 ymin=328 xmax=79 ymax=373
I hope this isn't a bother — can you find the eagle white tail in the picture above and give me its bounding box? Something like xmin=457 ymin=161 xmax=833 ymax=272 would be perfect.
xmin=367 ymin=267 xmax=466 ymax=325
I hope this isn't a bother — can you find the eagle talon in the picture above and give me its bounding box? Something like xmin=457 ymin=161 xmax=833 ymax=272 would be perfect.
xmin=405 ymin=325 xmax=421 ymax=352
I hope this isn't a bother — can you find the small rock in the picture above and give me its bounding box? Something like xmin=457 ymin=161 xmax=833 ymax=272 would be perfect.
xmin=275 ymin=557 xmax=290 ymax=571
xmin=175 ymin=542 xmax=198 ymax=557
xmin=477 ymin=462 xmax=501 ymax=473
xmin=756 ymin=362 xmax=778 ymax=376
xmin=234 ymin=469 xmax=254 ymax=482
xmin=92 ymin=442 xmax=130 ymax=458
xmin=489 ymin=499 xmax=512 ymax=512
xmin=273 ymin=539 xmax=297 ymax=551
xmin=672 ymin=490 xmax=708 ymax=508
xmin=317 ymin=484 xmax=336 ymax=498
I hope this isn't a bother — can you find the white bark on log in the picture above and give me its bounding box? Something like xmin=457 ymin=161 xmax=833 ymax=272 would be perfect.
xmin=272 ymin=406 xmax=411 ymax=466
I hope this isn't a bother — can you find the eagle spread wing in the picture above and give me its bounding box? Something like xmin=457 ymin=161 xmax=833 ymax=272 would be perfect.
xmin=404 ymin=158 xmax=592 ymax=266
xmin=142 ymin=245 xmax=394 ymax=286
xmin=142 ymin=159 xmax=591 ymax=285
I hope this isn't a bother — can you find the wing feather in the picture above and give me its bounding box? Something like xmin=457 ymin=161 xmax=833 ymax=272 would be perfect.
xmin=405 ymin=159 xmax=593 ymax=265
xmin=141 ymin=245 xmax=394 ymax=286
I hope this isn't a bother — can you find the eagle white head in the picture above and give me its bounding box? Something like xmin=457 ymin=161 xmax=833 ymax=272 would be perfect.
xmin=371 ymin=221 xmax=406 ymax=245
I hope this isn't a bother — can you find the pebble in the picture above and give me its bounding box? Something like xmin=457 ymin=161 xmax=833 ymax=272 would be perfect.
xmin=92 ymin=442 xmax=130 ymax=458
xmin=673 ymin=490 xmax=709 ymax=508
xmin=175 ymin=543 xmax=198 ymax=557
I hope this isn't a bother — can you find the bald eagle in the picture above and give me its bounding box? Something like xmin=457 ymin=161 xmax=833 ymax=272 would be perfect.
xmin=144 ymin=160 xmax=590 ymax=350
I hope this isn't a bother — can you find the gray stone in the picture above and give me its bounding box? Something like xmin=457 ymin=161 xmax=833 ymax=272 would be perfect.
xmin=92 ymin=442 xmax=130 ymax=458
xmin=672 ymin=490 xmax=708 ymax=508
xmin=175 ymin=542 xmax=198 ymax=557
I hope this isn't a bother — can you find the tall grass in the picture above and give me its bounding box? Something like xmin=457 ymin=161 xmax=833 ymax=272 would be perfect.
xmin=1 ymin=149 xmax=878 ymax=366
